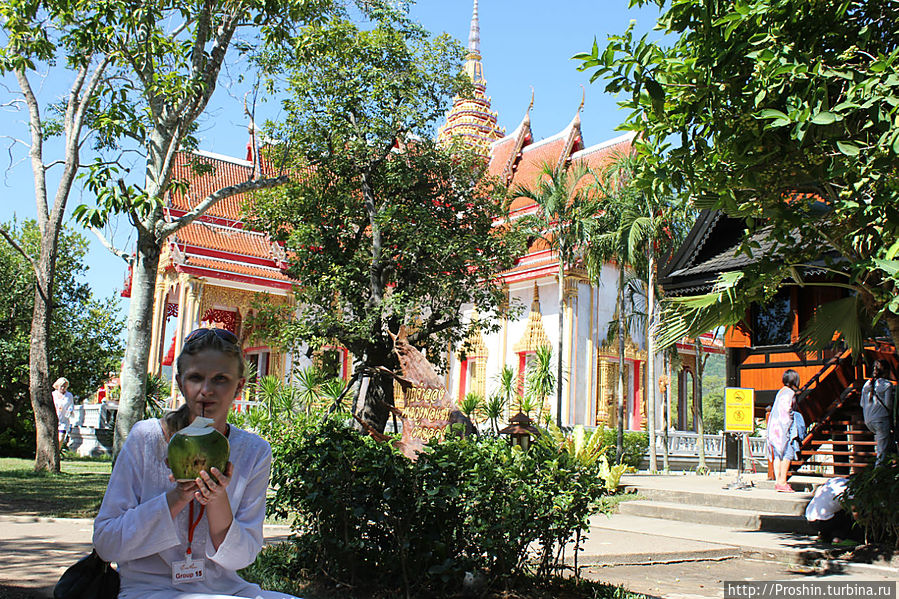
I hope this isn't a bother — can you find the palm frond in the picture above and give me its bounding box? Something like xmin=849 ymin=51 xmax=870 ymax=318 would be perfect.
xmin=799 ymin=296 xmax=864 ymax=355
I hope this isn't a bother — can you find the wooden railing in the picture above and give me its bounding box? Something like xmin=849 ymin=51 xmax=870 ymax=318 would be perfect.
xmin=788 ymin=341 xmax=897 ymax=478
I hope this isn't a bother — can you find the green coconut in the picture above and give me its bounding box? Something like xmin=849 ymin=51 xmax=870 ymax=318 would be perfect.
xmin=167 ymin=416 xmax=230 ymax=482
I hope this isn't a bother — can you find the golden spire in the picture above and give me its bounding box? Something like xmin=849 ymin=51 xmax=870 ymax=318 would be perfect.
xmin=437 ymin=0 xmax=504 ymax=154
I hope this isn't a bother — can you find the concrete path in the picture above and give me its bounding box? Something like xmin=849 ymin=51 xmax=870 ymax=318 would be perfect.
xmin=0 ymin=515 xmax=291 ymax=598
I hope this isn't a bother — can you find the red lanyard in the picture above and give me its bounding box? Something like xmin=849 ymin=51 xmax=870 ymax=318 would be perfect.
xmin=187 ymin=501 xmax=205 ymax=559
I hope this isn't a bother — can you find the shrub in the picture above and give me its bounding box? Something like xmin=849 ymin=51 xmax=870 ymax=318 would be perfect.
xmin=843 ymin=457 xmax=899 ymax=547
xmin=601 ymin=429 xmax=648 ymax=468
xmin=267 ymin=417 xmax=610 ymax=596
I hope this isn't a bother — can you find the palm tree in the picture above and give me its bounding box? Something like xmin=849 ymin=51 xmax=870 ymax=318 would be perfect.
xmin=586 ymin=156 xmax=651 ymax=463
xmin=460 ymin=392 xmax=484 ymax=425
xmin=482 ymin=394 xmax=507 ymax=434
xmin=525 ymin=345 xmax=556 ymax=426
xmin=493 ymin=364 xmax=516 ymax=416
xmin=587 ymin=151 xmax=688 ymax=468
xmin=514 ymin=162 xmax=599 ymax=427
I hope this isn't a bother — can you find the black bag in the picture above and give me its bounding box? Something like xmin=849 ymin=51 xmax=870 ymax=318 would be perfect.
xmin=53 ymin=549 xmax=119 ymax=599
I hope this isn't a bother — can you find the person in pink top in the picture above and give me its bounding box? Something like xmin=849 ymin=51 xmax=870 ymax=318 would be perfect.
xmin=767 ymin=369 xmax=800 ymax=492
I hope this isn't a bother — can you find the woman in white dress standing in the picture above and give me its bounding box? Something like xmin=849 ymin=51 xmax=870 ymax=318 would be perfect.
xmin=93 ymin=328 xmax=299 ymax=599
xmin=53 ymin=377 xmax=75 ymax=448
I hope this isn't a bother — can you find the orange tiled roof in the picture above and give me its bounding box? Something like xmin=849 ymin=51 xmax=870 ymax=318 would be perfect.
xmin=180 ymin=255 xmax=293 ymax=284
xmin=174 ymin=221 xmax=273 ymax=261
xmin=168 ymin=151 xmax=259 ymax=221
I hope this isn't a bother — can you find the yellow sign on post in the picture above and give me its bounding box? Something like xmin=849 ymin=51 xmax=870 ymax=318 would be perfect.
xmin=724 ymin=387 xmax=755 ymax=433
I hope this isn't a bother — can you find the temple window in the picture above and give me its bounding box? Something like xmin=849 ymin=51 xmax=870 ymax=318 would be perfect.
xmin=751 ymin=289 xmax=792 ymax=346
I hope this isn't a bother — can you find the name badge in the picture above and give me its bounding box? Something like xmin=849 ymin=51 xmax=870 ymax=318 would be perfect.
xmin=172 ymin=558 xmax=206 ymax=584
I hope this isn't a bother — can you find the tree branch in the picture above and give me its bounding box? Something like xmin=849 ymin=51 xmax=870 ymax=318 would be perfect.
xmin=14 ymin=68 xmax=49 ymax=230
xmin=0 ymin=226 xmax=38 ymax=273
xmin=89 ymin=226 xmax=132 ymax=263
xmin=158 ymin=175 xmax=289 ymax=239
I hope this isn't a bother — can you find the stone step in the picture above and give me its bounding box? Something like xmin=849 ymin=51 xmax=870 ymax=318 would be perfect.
xmin=618 ymin=500 xmax=816 ymax=534
xmin=588 ymin=512 xmax=827 ymax=565
xmin=629 ymin=485 xmax=812 ymax=515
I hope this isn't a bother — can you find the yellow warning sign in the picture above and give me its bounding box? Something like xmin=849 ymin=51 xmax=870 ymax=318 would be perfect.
xmin=725 ymin=387 xmax=754 ymax=433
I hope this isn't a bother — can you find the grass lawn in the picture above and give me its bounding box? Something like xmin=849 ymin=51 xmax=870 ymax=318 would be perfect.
xmin=0 ymin=456 xmax=112 ymax=518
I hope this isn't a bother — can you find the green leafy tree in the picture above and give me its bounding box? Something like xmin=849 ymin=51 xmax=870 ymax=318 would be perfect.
xmin=586 ymin=158 xmax=650 ymax=463
xmin=514 ymin=163 xmax=599 ymax=427
xmin=577 ymin=0 xmax=899 ymax=352
xmin=524 ymin=345 xmax=556 ymax=426
xmin=0 ymin=0 xmax=120 ymax=471
xmin=460 ymin=392 xmax=484 ymax=423
xmin=49 ymin=0 xmax=391 ymax=459
xmin=0 ymin=220 xmax=124 ymax=457
xmin=482 ymin=394 xmax=507 ymax=435
xmin=249 ymin=20 xmax=521 ymax=432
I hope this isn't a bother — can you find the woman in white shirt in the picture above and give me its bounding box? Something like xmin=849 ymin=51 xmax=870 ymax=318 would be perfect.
xmin=93 ymin=328 xmax=299 ymax=599
xmin=53 ymin=377 xmax=75 ymax=448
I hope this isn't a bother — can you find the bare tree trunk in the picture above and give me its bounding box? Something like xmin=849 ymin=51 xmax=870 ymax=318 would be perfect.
xmin=556 ymin=264 xmax=565 ymax=427
xmin=10 ymin=61 xmax=107 ymax=472
xmin=694 ymin=337 xmax=707 ymax=472
xmin=662 ymin=352 xmax=670 ymax=473
xmin=30 ymin=265 xmax=59 ymax=472
xmin=616 ymin=266 xmax=626 ymax=463
xmin=646 ymin=248 xmax=657 ymax=472
xmin=114 ymin=228 xmax=160 ymax=456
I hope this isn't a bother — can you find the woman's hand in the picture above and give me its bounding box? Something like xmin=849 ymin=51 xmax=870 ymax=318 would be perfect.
xmin=194 ymin=462 xmax=233 ymax=506
xmin=166 ymin=476 xmax=198 ymax=517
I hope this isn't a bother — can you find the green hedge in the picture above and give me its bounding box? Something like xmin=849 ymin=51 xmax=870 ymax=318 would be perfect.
xmin=600 ymin=429 xmax=649 ymax=468
xmin=844 ymin=457 xmax=899 ymax=547
xmin=265 ymin=418 xmax=611 ymax=596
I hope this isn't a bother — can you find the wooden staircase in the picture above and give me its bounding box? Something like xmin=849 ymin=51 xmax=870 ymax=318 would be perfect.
xmin=788 ymin=341 xmax=897 ymax=479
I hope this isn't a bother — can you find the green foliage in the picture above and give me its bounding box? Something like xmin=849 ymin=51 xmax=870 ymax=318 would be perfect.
xmin=482 ymin=394 xmax=507 ymax=435
xmin=598 ymin=454 xmax=628 ymax=492
xmin=267 ymin=417 xmax=611 ymax=595
xmin=600 ymin=429 xmax=648 ymax=468
xmin=844 ymin=457 xmax=899 ymax=547
xmin=525 ymin=345 xmax=556 ymax=425
xmin=248 ymin=18 xmax=524 ymax=389
xmin=460 ymin=392 xmax=484 ymax=421
xmin=578 ymin=0 xmax=899 ymax=351
xmin=0 ymin=220 xmax=124 ymax=457
xmin=539 ymin=423 xmax=607 ymax=468
xmin=144 ymin=373 xmax=170 ymax=419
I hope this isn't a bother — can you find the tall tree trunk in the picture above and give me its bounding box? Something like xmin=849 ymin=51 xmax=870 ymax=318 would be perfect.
xmin=662 ymin=351 xmax=670 ymax=473
xmin=616 ymin=266 xmax=625 ymax=463
xmin=694 ymin=337 xmax=707 ymax=472
xmin=355 ymin=170 xmax=393 ymax=433
xmin=556 ymin=264 xmax=565 ymax=427
xmin=30 ymin=262 xmax=59 ymax=472
xmin=646 ymin=248 xmax=657 ymax=473
xmin=114 ymin=228 xmax=161 ymax=457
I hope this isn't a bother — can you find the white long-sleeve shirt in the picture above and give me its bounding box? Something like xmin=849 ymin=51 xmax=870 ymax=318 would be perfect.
xmin=93 ymin=418 xmax=274 ymax=599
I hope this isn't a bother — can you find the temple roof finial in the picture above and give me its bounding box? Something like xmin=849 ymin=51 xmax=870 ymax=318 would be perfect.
xmin=468 ymin=0 xmax=480 ymax=56
xmin=578 ymin=85 xmax=585 ymax=114
xmin=437 ymin=0 xmax=503 ymax=153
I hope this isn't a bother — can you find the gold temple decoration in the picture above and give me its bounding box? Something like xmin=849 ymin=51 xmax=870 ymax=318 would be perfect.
xmin=513 ymin=283 xmax=550 ymax=353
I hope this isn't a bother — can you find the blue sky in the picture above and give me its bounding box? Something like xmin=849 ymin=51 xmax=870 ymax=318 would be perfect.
xmin=0 ymin=0 xmax=662 ymax=323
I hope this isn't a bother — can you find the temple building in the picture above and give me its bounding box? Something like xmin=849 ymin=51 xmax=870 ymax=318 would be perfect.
xmin=437 ymin=0 xmax=649 ymax=429
xmin=134 ymin=144 xmax=299 ymax=404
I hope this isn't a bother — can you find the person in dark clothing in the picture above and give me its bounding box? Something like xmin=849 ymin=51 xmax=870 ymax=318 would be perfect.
xmin=860 ymin=360 xmax=896 ymax=466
